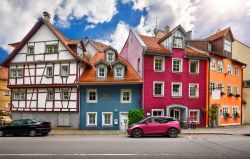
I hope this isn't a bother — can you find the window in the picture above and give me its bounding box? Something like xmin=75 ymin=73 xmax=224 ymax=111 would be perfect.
xmin=189 ymin=60 xmax=199 ymax=74
xmin=227 ymin=85 xmax=232 ymax=95
xmin=234 ymin=86 xmax=239 ymax=95
xmin=97 ymin=66 xmax=106 ymax=78
xmin=12 ymin=91 xmax=25 ymax=100
xmin=46 ymin=45 xmax=58 ymax=53
xmin=86 ymin=89 xmax=97 ymax=103
xmin=218 ymin=83 xmax=224 ymax=91
xmin=102 ymin=112 xmax=112 ymax=126
xmin=47 ymin=89 xmax=53 ymax=100
xmin=189 ymin=84 xmax=199 ymax=98
xmin=189 ymin=110 xmax=200 ymax=124
xmin=232 ymin=106 xmax=239 ymax=118
xmin=152 ymin=109 xmax=164 ymax=117
xmin=227 ymin=64 xmax=232 ymax=75
xmin=114 ymin=65 xmax=124 ymax=79
xmin=107 ymin=53 xmax=114 ymax=63
xmin=87 ymin=112 xmax=97 ymax=126
xmin=153 ymin=82 xmax=164 ymax=96
xmin=172 ymin=37 xmax=183 ymax=48
xmin=3 ymin=90 xmax=10 ymax=96
xmin=10 ymin=69 xmax=17 ymax=78
xmin=28 ymin=46 xmax=34 ymax=54
xmin=224 ymin=40 xmax=231 ymax=52
xmin=210 ymin=58 xmax=216 ymax=70
xmin=222 ymin=106 xmax=230 ymax=118
xmin=210 ymin=82 xmax=216 ymax=92
xmin=218 ymin=60 xmax=224 ymax=72
xmin=154 ymin=57 xmax=165 ymax=71
xmin=235 ymin=66 xmax=239 ymax=76
xmin=172 ymin=58 xmax=182 ymax=72
xmin=172 ymin=82 xmax=182 ymax=97
xmin=61 ymin=65 xmax=69 ymax=76
xmin=46 ymin=66 xmax=53 ymax=77
xmin=62 ymin=89 xmax=69 ymax=100
xmin=121 ymin=89 xmax=132 ymax=103
xmin=137 ymin=58 xmax=140 ymax=72
xmin=208 ymin=43 xmax=211 ymax=51
xmin=10 ymin=68 xmax=23 ymax=78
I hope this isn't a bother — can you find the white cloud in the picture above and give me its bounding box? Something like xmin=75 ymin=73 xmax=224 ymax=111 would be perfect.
xmin=84 ymin=24 xmax=96 ymax=31
xmin=0 ymin=0 xmax=117 ymax=53
xmin=123 ymin=0 xmax=250 ymax=45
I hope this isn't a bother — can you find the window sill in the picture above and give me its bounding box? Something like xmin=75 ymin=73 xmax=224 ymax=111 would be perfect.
xmin=61 ymin=75 xmax=69 ymax=77
xmin=44 ymin=52 xmax=59 ymax=54
xmin=171 ymin=96 xmax=182 ymax=98
xmin=172 ymin=71 xmax=182 ymax=74
xmin=189 ymin=96 xmax=199 ymax=98
xmin=189 ymin=72 xmax=199 ymax=75
xmin=153 ymin=95 xmax=164 ymax=98
xmin=102 ymin=125 xmax=113 ymax=127
xmin=87 ymin=125 xmax=97 ymax=127
xmin=121 ymin=101 xmax=132 ymax=104
xmin=154 ymin=70 xmax=165 ymax=72
xmin=87 ymin=101 xmax=98 ymax=103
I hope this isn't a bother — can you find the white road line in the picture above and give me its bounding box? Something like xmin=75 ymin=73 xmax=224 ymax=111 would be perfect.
xmin=0 ymin=154 xmax=216 ymax=156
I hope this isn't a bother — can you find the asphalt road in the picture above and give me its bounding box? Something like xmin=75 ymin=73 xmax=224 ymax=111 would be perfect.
xmin=0 ymin=134 xmax=250 ymax=159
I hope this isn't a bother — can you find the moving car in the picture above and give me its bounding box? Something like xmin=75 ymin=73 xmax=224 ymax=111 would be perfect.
xmin=127 ymin=117 xmax=181 ymax=138
xmin=0 ymin=116 xmax=12 ymax=125
xmin=0 ymin=119 xmax=51 ymax=137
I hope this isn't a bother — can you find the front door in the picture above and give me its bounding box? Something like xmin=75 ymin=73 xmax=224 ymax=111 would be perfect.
xmin=58 ymin=113 xmax=70 ymax=126
xmin=120 ymin=113 xmax=128 ymax=131
xmin=170 ymin=109 xmax=180 ymax=121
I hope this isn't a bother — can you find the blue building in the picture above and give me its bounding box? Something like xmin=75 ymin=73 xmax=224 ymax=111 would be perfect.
xmin=79 ymin=41 xmax=142 ymax=130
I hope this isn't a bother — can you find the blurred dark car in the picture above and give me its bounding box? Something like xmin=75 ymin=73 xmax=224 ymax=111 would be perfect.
xmin=0 ymin=119 xmax=51 ymax=137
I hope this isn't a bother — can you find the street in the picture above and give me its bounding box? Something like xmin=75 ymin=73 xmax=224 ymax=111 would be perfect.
xmin=0 ymin=134 xmax=250 ymax=159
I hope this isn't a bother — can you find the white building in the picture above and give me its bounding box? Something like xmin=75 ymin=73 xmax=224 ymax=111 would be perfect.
xmin=2 ymin=12 xmax=90 ymax=129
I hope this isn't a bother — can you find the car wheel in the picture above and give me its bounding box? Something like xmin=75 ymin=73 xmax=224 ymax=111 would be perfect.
xmin=0 ymin=130 xmax=4 ymax=137
xmin=168 ymin=128 xmax=178 ymax=138
xmin=29 ymin=130 xmax=36 ymax=137
xmin=132 ymin=128 xmax=143 ymax=138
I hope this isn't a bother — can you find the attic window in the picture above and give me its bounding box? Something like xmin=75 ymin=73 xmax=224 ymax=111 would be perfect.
xmin=28 ymin=46 xmax=34 ymax=54
xmin=46 ymin=45 xmax=58 ymax=53
xmin=172 ymin=37 xmax=183 ymax=48
xmin=106 ymin=52 xmax=115 ymax=63
xmin=97 ymin=65 xmax=107 ymax=79
xmin=208 ymin=44 xmax=211 ymax=51
xmin=114 ymin=64 xmax=125 ymax=79
xmin=224 ymin=40 xmax=231 ymax=53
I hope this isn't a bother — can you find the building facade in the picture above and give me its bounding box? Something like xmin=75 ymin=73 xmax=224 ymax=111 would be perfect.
xmin=0 ymin=66 xmax=10 ymax=113
xmin=120 ymin=26 xmax=209 ymax=127
xmin=2 ymin=12 xmax=90 ymax=129
xmin=79 ymin=41 xmax=142 ymax=130
xmin=233 ymin=40 xmax=250 ymax=124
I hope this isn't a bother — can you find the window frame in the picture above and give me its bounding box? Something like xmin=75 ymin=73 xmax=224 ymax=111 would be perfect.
xmin=86 ymin=89 xmax=98 ymax=103
xmin=210 ymin=58 xmax=216 ymax=70
xmin=189 ymin=59 xmax=199 ymax=74
xmin=47 ymin=89 xmax=54 ymax=100
xmin=102 ymin=112 xmax=113 ymax=126
xmin=86 ymin=112 xmax=97 ymax=126
xmin=114 ymin=65 xmax=124 ymax=79
xmin=218 ymin=83 xmax=224 ymax=92
xmin=227 ymin=85 xmax=232 ymax=95
xmin=154 ymin=56 xmax=165 ymax=72
xmin=152 ymin=109 xmax=164 ymax=117
xmin=172 ymin=37 xmax=183 ymax=48
xmin=189 ymin=83 xmax=199 ymax=98
xmin=46 ymin=44 xmax=58 ymax=54
xmin=218 ymin=60 xmax=224 ymax=72
xmin=234 ymin=86 xmax=239 ymax=95
xmin=234 ymin=66 xmax=239 ymax=76
xmin=222 ymin=106 xmax=230 ymax=118
xmin=172 ymin=58 xmax=183 ymax=73
xmin=27 ymin=46 xmax=34 ymax=54
xmin=210 ymin=81 xmax=216 ymax=92
xmin=120 ymin=89 xmax=132 ymax=103
xmin=153 ymin=81 xmax=165 ymax=97
xmin=189 ymin=109 xmax=200 ymax=124
xmin=46 ymin=66 xmax=53 ymax=77
xmin=61 ymin=65 xmax=69 ymax=77
xmin=224 ymin=40 xmax=232 ymax=53
xmin=232 ymin=106 xmax=239 ymax=118
xmin=62 ymin=89 xmax=70 ymax=100
xmin=171 ymin=82 xmax=182 ymax=97
xmin=227 ymin=64 xmax=232 ymax=75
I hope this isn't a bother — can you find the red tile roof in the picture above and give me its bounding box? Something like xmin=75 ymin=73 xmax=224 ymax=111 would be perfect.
xmin=139 ymin=35 xmax=171 ymax=53
xmin=207 ymin=28 xmax=229 ymax=41
xmin=185 ymin=47 xmax=210 ymax=58
xmin=0 ymin=66 xmax=8 ymax=80
xmin=79 ymin=50 xmax=142 ymax=84
xmin=92 ymin=41 xmax=109 ymax=52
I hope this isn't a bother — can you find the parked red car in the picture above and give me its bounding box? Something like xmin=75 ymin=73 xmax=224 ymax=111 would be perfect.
xmin=127 ymin=117 xmax=181 ymax=138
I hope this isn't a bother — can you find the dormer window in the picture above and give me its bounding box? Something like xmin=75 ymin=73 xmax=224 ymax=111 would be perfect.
xmin=114 ymin=65 xmax=124 ymax=79
xmin=208 ymin=43 xmax=211 ymax=51
xmin=224 ymin=40 xmax=231 ymax=53
xmin=107 ymin=53 xmax=113 ymax=62
xmin=98 ymin=67 xmax=105 ymax=78
xmin=172 ymin=37 xmax=183 ymax=48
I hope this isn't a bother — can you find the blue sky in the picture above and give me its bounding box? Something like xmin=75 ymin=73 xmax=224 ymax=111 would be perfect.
xmin=0 ymin=0 xmax=249 ymax=64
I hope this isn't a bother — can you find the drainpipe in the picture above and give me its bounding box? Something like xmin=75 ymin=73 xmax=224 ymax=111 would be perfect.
xmin=207 ymin=58 xmax=211 ymax=128
xmin=241 ymin=65 xmax=247 ymax=125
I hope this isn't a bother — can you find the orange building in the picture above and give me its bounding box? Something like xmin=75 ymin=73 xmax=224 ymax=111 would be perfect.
xmin=188 ymin=28 xmax=246 ymax=126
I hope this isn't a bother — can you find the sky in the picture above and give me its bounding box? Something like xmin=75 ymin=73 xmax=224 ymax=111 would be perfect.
xmin=0 ymin=0 xmax=250 ymax=64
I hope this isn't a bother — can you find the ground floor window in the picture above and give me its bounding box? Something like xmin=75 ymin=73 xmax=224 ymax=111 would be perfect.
xmin=87 ymin=112 xmax=97 ymax=126
xmin=232 ymin=106 xmax=239 ymax=118
xmin=152 ymin=109 xmax=164 ymax=117
xmin=102 ymin=112 xmax=113 ymax=126
xmin=189 ymin=110 xmax=200 ymax=124
xmin=222 ymin=106 xmax=230 ymax=119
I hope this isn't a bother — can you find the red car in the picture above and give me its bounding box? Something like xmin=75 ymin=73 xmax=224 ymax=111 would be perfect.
xmin=127 ymin=117 xmax=181 ymax=138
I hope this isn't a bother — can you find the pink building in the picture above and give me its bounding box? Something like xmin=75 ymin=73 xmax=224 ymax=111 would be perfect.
xmin=120 ymin=25 xmax=209 ymax=127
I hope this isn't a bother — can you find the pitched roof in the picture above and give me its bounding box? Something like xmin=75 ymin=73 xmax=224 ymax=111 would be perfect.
xmin=139 ymin=35 xmax=171 ymax=54
xmin=207 ymin=28 xmax=234 ymax=41
xmin=2 ymin=17 xmax=90 ymax=67
xmin=158 ymin=24 xmax=187 ymax=43
xmin=92 ymin=40 xmax=109 ymax=52
xmin=185 ymin=46 xmax=210 ymax=59
xmin=79 ymin=47 xmax=142 ymax=85
xmin=0 ymin=66 xmax=8 ymax=80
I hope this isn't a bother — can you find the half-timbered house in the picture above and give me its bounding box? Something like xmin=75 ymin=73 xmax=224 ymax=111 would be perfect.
xmin=2 ymin=12 xmax=90 ymax=129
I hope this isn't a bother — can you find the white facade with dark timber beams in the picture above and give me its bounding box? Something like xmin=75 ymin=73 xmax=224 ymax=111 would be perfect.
xmin=2 ymin=12 xmax=90 ymax=128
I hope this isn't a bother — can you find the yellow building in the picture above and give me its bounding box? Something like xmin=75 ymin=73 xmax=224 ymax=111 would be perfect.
xmin=0 ymin=66 xmax=10 ymax=113
xmin=232 ymin=40 xmax=250 ymax=124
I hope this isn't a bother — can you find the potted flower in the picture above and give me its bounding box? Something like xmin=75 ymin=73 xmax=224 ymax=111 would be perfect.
xmin=221 ymin=92 xmax=225 ymax=96
xmin=224 ymin=112 xmax=230 ymax=119
xmin=234 ymin=94 xmax=240 ymax=98
xmin=233 ymin=112 xmax=239 ymax=119
xmin=228 ymin=93 xmax=233 ymax=97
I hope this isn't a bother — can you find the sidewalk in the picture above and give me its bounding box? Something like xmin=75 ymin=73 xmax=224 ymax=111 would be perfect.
xmin=50 ymin=125 xmax=250 ymax=136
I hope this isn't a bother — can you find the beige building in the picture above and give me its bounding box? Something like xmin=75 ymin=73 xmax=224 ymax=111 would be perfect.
xmin=233 ymin=40 xmax=250 ymax=124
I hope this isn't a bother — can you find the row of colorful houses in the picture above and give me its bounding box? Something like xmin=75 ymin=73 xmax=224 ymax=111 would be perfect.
xmin=1 ymin=12 xmax=248 ymax=130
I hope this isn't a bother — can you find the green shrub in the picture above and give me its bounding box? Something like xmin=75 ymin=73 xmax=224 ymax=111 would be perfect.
xmin=128 ymin=109 xmax=144 ymax=125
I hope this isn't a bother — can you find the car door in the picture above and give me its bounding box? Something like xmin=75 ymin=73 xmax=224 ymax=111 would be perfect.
xmin=4 ymin=120 xmax=23 ymax=135
xmin=142 ymin=118 xmax=160 ymax=135
xmin=158 ymin=118 xmax=169 ymax=133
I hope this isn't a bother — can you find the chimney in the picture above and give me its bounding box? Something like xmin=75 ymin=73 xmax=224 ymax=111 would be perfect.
xmin=43 ymin=11 xmax=51 ymax=22
xmin=164 ymin=25 xmax=170 ymax=34
xmin=187 ymin=30 xmax=192 ymax=40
